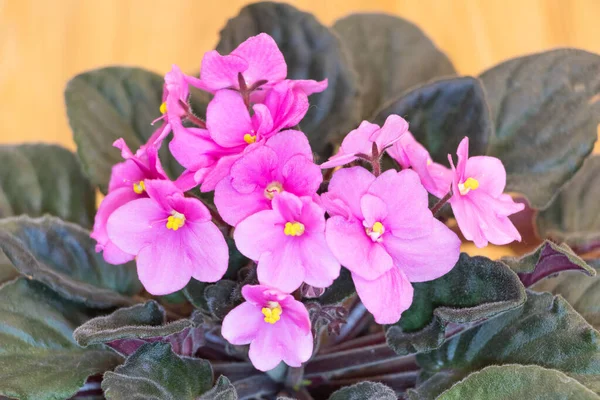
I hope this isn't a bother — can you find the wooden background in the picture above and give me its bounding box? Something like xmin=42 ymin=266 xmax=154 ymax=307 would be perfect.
xmin=2 ymin=0 xmax=600 ymax=149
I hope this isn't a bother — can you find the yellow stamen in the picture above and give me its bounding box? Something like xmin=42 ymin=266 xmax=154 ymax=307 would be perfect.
xmin=262 ymin=302 xmax=283 ymax=324
xmin=166 ymin=211 xmax=185 ymax=231
xmin=365 ymin=221 xmax=385 ymax=242
xmin=264 ymin=181 xmax=283 ymax=200
xmin=160 ymin=102 xmax=167 ymax=114
xmin=132 ymin=180 xmax=146 ymax=194
xmin=243 ymin=133 xmax=257 ymax=144
xmin=284 ymin=221 xmax=305 ymax=237
xmin=372 ymin=221 xmax=384 ymax=234
xmin=458 ymin=177 xmax=480 ymax=195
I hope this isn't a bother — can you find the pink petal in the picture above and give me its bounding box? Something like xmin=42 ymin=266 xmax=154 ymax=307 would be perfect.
xmin=168 ymin=194 xmax=211 ymax=223
xmin=340 ymin=121 xmax=380 ymax=156
xmin=144 ymin=180 xmax=181 ymax=213
xmin=106 ymin=198 xmax=167 ymax=255
xmin=174 ymin=170 xmax=198 ymax=192
xmin=455 ymin=136 xmax=469 ymax=181
xmin=427 ymin=162 xmax=453 ymax=198
xmin=257 ymin=241 xmax=305 ymax=293
xmin=221 ymin=302 xmax=263 ymax=345
xmin=214 ymin=177 xmax=271 ymax=226
xmin=169 ymin=127 xmax=221 ymax=170
xmin=353 ymin=268 xmax=414 ymax=325
xmin=367 ymin=170 xmax=432 ymax=239
xmin=265 ymin=130 xmax=313 ymax=162
xmin=465 ymin=156 xmax=507 ymax=198
xmin=272 ymin=192 xmax=303 ymax=223
xmin=248 ymin=326 xmax=283 ymax=371
xmin=274 ymin=318 xmax=313 ymax=367
xmin=185 ymin=221 xmax=229 ymax=282
xmin=282 ymin=155 xmax=322 ymax=196
xmin=279 ymin=295 xmax=312 ymax=334
xmin=242 ymin=284 xmax=287 ymax=306
xmin=297 ymin=196 xmax=326 ymax=233
xmin=374 ymin=115 xmax=408 ymax=150
xmin=108 ymin=159 xmax=145 ymax=192
xmin=450 ymin=195 xmax=487 ymax=247
xmin=234 ymin=210 xmax=285 ymax=260
xmin=264 ymin=81 xmax=309 ymax=131
xmin=319 ymin=151 xmax=358 ymax=169
xmin=252 ymin=103 xmax=274 ymax=139
xmin=325 ymin=216 xmax=393 ymax=280
xmin=232 ymin=33 xmax=287 ymax=86
xmin=200 ymin=153 xmax=243 ymax=192
xmin=300 ymin=235 xmax=341 ymax=289
xmin=99 ymin=242 xmax=135 ymax=265
xmin=383 ymin=219 xmax=461 ymax=282
xmin=198 ymin=51 xmax=248 ymax=92
xmin=292 ymin=79 xmax=328 ymax=96
xmin=324 ymin=166 xmax=375 ymax=220
xmin=360 ymin=193 xmax=388 ymax=227
xmin=207 ymin=90 xmax=253 ymax=148
xmin=230 ymin=146 xmax=277 ymax=194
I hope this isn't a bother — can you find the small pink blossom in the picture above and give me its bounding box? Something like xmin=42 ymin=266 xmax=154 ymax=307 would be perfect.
xmin=448 ymin=137 xmax=524 ymax=248
xmin=91 ymin=140 xmax=167 ymax=264
xmin=221 ymin=284 xmax=313 ymax=371
xmin=106 ymin=179 xmax=228 ymax=295
xmin=320 ymin=115 xmax=409 ymax=169
xmin=234 ymin=192 xmax=340 ymax=293
xmin=322 ymin=167 xmax=461 ymax=324
xmin=214 ymin=131 xmax=322 ymax=226
xmin=387 ymin=131 xmax=452 ymax=198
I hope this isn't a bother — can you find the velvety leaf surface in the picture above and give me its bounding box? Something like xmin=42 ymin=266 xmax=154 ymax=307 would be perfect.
xmin=436 ymin=365 xmax=600 ymax=400
xmin=502 ymin=240 xmax=596 ymax=287
xmin=102 ymin=342 xmax=213 ymax=400
xmin=333 ymin=13 xmax=455 ymax=120
xmin=316 ymin=267 xmax=354 ymax=305
xmin=533 ymin=260 xmax=600 ymax=328
xmin=73 ymin=301 xmax=203 ymax=356
xmin=536 ymin=156 xmax=600 ymax=252
xmin=0 ymin=278 xmax=122 ymax=400
xmin=373 ymin=77 xmax=491 ymax=165
xmin=0 ymin=144 xmax=95 ymax=227
xmin=0 ymin=251 xmax=18 ymax=284
xmin=199 ymin=376 xmax=238 ymax=400
xmin=216 ymin=2 xmax=360 ymax=157
xmin=328 ymin=381 xmax=396 ymax=400
xmin=65 ymin=66 xmax=170 ymax=192
xmin=386 ymin=254 xmax=526 ymax=355
xmin=480 ymin=49 xmax=600 ymax=209
xmin=413 ymin=291 xmax=600 ymax=397
xmin=0 ymin=215 xmax=141 ymax=308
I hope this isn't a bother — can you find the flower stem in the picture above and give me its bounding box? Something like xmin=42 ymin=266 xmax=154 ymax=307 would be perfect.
xmin=431 ymin=190 xmax=453 ymax=216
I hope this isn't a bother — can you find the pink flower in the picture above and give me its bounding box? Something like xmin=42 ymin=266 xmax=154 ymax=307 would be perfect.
xmin=322 ymin=167 xmax=461 ymax=324
xmin=387 ymin=131 xmax=452 ymax=198
xmin=448 ymin=137 xmax=524 ymax=248
xmin=91 ymin=140 xmax=167 ymax=264
xmin=234 ymin=192 xmax=340 ymax=293
xmin=106 ymin=179 xmax=228 ymax=295
xmin=214 ymin=131 xmax=322 ymax=226
xmin=221 ymin=284 xmax=313 ymax=371
xmin=320 ymin=115 xmax=409 ymax=169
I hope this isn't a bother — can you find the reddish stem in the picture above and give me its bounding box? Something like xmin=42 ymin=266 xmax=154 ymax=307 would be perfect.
xmin=431 ymin=190 xmax=453 ymax=216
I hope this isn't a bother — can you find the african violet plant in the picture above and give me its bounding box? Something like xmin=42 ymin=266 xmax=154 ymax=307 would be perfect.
xmin=1 ymin=2 xmax=600 ymax=399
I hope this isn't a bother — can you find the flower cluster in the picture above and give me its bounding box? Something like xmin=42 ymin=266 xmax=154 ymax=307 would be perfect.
xmin=92 ymin=33 xmax=523 ymax=371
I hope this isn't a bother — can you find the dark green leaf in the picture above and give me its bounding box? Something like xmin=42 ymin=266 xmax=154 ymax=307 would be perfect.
xmin=435 ymin=365 xmax=600 ymax=400
xmin=480 ymin=49 xmax=600 ymax=209
xmin=386 ymin=253 xmax=526 ymax=355
xmin=373 ymin=77 xmax=492 ymax=165
xmin=0 ymin=278 xmax=122 ymax=400
xmin=333 ymin=13 xmax=455 ymax=120
xmin=65 ymin=66 xmax=176 ymax=192
xmin=536 ymin=156 xmax=600 ymax=252
xmin=0 ymin=251 xmax=18 ymax=284
xmin=102 ymin=342 xmax=213 ymax=400
xmin=317 ymin=267 xmax=354 ymax=305
xmin=216 ymin=2 xmax=360 ymax=157
xmin=199 ymin=376 xmax=238 ymax=400
xmin=205 ymin=279 xmax=238 ymax=320
xmin=502 ymin=240 xmax=596 ymax=287
xmin=183 ymin=278 xmax=209 ymax=312
xmin=533 ymin=260 xmax=600 ymax=328
xmin=0 ymin=144 xmax=95 ymax=227
xmin=414 ymin=291 xmax=600 ymax=397
xmin=0 ymin=215 xmax=141 ymax=308
xmin=328 ymin=381 xmax=396 ymax=400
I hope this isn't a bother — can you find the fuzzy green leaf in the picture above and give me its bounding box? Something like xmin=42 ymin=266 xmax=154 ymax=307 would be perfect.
xmin=199 ymin=376 xmax=238 ymax=400
xmin=329 ymin=381 xmax=396 ymax=400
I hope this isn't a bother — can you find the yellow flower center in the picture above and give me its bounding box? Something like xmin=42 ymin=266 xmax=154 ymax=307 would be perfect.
xmin=264 ymin=181 xmax=283 ymax=200
xmin=132 ymin=180 xmax=145 ymax=194
xmin=262 ymin=301 xmax=283 ymax=324
xmin=458 ymin=177 xmax=479 ymax=196
xmin=166 ymin=211 xmax=185 ymax=231
xmin=284 ymin=221 xmax=305 ymax=237
xmin=243 ymin=133 xmax=257 ymax=144
xmin=365 ymin=221 xmax=385 ymax=242
xmin=160 ymin=102 xmax=167 ymax=114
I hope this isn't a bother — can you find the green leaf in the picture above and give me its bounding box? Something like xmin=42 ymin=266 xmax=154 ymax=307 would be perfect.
xmin=0 ymin=250 xmax=18 ymax=284
xmin=0 ymin=278 xmax=122 ymax=400
xmin=373 ymin=77 xmax=492 ymax=165
xmin=435 ymin=365 xmax=600 ymax=400
xmin=328 ymin=381 xmax=396 ymax=400
xmin=532 ymin=260 xmax=600 ymax=328
xmin=0 ymin=144 xmax=95 ymax=227
xmin=0 ymin=215 xmax=141 ymax=308
xmin=65 ymin=66 xmax=175 ymax=193
xmin=317 ymin=267 xmax=355 ymax=305
xmin=480 ymin=49 xmax=600 ymax=209
xmin=216 ymin=2 xmax=360 ymax=157
xmin=199 ymin=376 xmax=237 ymax=400
xmin=536 ymin=156 xmax=600 ymax=252
xmin=502 ymin=240 xmax=596 ymax=287
xmin=386 ymin=253 xmax=526 ymax=355
xmin=414 ymin=291 xmax=600 ymax=397
xmin=101 ymin=342 xmax=213 ymax=400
